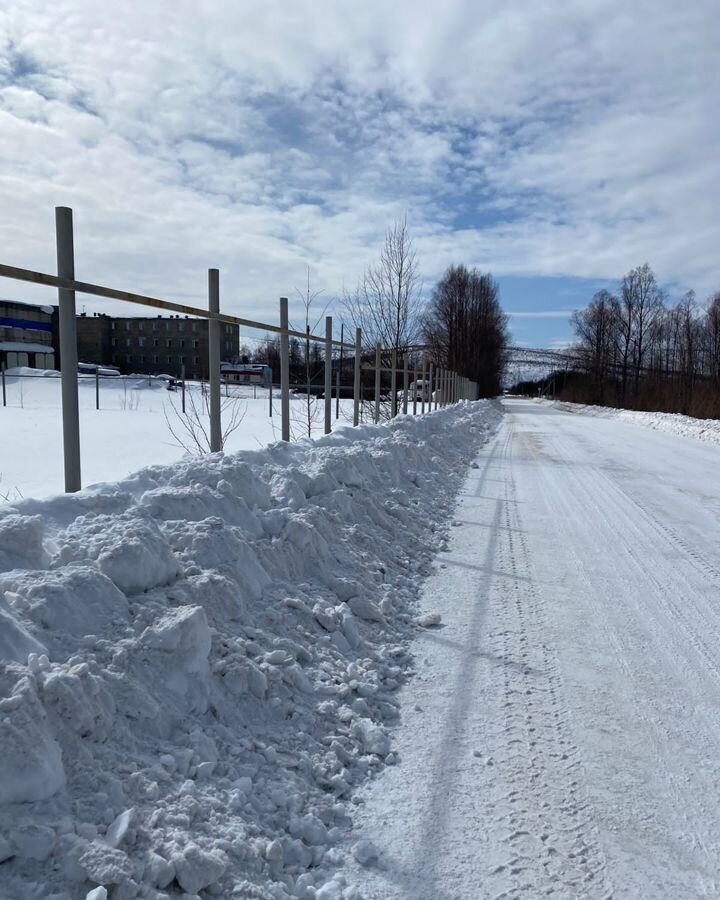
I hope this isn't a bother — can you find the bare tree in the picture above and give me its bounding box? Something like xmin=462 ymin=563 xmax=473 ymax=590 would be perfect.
xmin=294 ymin=269 xmax=331 ymax=438
xmin=343 ymin=216 xmax=423 ymax=355
xmin=164 ymin=384 xmax=246 ymax=454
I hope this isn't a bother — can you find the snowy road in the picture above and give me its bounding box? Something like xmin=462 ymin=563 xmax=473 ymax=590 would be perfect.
xmin=349 ymin=399 xmax=720 ymax=899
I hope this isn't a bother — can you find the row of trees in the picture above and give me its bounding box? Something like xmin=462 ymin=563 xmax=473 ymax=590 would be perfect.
xmin=569 ymin=263 xmax=720 ymax=417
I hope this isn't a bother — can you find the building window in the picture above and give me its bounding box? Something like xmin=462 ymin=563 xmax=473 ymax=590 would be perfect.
xmin=153 ymin=355 xmax=159 ymax=363
xmin=179 ymin=322 xmax=185 ymax=332
xmin=138 ymin=338 xmax=145 ymax=348
xmin=125 ymin=322 xmax=131 ymax=331
xmin=193 ymin=340 xmax=198 ymax=348
xmin=167 ymin=356 xmax=172 ymax=364
xmin=180 ymin=340 xmax=185 ymax=348
xmin=111 ymin=322 xmax=116 ymax=330
xmin=192 ymin=322 xmax=199 ymax=333
xmin=127 ymin=339 xmax=131 ymax=348
xmin=127 ymin=354 xmax=132 ymax=363
xmin=153 ymin=339 xmax=159 ymax=347
xmin=112 ymin=338 xmax=117 ymax=347
xmin=194 ymin=356 xmax=200 ymax=364
xmin=166 ymin=339 xmax=172 ymax=348
xmin=140 ymin=355 xmax=145 ymax=363
xmin=138 ymin=322 xmax=144 ymax=331
xmin=165 ymin=322 xmax=171 ymax=331
xmin=152 ymin=322 xmax=158 ymax=332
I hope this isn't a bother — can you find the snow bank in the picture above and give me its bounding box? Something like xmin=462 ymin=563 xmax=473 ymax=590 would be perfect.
xmin=0 ymin=401 xmax=501 ymax=900
xmin=548 ymin=400 xmax=720 ymax=447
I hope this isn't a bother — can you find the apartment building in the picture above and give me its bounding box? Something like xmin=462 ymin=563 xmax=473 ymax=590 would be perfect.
xmin=0 ymin=299 xmax=56 ymax=370
xmin=76 ymin=313 xmax=239 ymax=380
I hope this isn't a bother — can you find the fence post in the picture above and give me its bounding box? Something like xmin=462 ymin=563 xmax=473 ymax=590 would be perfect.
xmin=324 ymin=315 xmax=333 ymax=435
xmin=390 ymin=348 xmax=397 ymax=418
xmin=434 ymin=368 xmax=440 ymax=410
xmin=336 ymin=323 xmax=343 ymax=420
xmin=374 ymin=342 xmax=381 ymax=424
xmin=208 ymin=269 xmax=222 ymax=452
xmin=268 ymin=374 xmax=273 ymax=417
xmin=280 ymin=297 xmax=290 ymax=441
xmin=95 ymin=368 xmax=100 ymax=410
xmin=423 ymin=361 xmax=430 ymax=414
xmin=402 ymin=354 xmax=409 ymax=415
xmin=181 ymin=364 xmax=186 ymax=414
xmin=1 ymin=363 xmax=5 ymax=407
xmin=412 ymin=361 xmax=418 ymax=415
xmin=56 ymin=207 xmax=81 ymax=493
xmin=353 ymin=327 xmax=361 ymax=426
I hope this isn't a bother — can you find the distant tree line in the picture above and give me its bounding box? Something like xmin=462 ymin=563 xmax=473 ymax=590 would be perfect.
xmin=566 ymin=263 xmax=720 ymax=417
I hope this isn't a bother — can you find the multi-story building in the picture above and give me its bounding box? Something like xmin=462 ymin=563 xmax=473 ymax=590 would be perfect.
xmin=0 ymin=299 xmax=56 ymax=370
xmin=76 ymin=313 xmax=239 ymax=380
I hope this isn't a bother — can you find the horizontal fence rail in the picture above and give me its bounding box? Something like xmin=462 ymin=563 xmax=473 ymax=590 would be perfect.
xmin=0 ymin=206 xmax=478 ymax=494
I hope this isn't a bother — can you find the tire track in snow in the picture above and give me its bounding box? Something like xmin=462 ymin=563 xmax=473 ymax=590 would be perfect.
xmin=476 ymin=423 xmax=612 ymax=900
xmin=529 ymin=424 xmax=720 ymax=897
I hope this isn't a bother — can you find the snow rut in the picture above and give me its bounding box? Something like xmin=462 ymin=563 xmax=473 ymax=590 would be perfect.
xmin=476 ymin=425 xmax=612 ymax=900
xmin=528 ymin=424 xmax=720 ymax=897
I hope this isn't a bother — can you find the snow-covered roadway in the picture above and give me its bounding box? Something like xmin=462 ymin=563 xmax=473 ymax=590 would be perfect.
xmin=349 ymin=398 xmax=720 ymax=899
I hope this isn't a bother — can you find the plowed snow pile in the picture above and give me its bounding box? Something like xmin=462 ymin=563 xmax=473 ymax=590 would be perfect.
xmin=0 ymin=401 xmax=501 ymax=900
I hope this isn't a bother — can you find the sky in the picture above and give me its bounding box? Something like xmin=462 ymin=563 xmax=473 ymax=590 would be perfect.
xmin=0 ymin=0 xmax=718 ymax=349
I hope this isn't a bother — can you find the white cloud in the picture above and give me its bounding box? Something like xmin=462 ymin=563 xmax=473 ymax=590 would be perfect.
xmin=0 ymin=0 xmax=718 ymax=335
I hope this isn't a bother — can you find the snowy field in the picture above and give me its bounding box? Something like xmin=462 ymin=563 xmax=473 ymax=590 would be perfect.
xmin=0 ymin=370 xmax=360 ymax=503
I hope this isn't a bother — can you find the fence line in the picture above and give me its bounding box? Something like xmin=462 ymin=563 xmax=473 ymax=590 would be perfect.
xmin=0 ymin=206 xmax=478 ymax=493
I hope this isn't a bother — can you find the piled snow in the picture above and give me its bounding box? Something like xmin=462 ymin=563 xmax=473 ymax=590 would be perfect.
xmin=547 ymin=400 xmax=720 ymax=446
xmin=0 ymin=400 xmax=501 ymax=900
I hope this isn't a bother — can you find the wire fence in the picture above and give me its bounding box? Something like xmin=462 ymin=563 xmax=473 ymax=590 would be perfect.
xmin=0 ymin=206 xmax=478 ymax=494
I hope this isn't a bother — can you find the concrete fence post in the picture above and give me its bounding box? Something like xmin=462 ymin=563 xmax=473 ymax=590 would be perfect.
xmin=280 ymin=297 xmax=290 ymax=441
xmin=208 ymin=269 xmax=222 ymax=452
xmin=353 ymin=327 xmax=361 ymax=426
xmin=390 ymin=348 xmax=397 ymax=418
xmin=374 ymin=342 xmax=381 ymax=424
xmin=402 ymin=354 xmax=409 ymax=415
xmin=56 ymin=206 xmax=81 ymax=493
xmin=324 ymin=316 xmax=333 ymax=435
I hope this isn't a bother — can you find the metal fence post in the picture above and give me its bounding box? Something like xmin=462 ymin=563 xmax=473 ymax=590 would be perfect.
xmin=280 ymin=297 xmax=290 ymax=441
xmin=402 ymin=354 xmax=409 ymax=415
xmin=268 ymin=375 xmax=273 ymax=417
xmin=424 ymin=361 xmax=430 ymax=414
xmin=390 ymin=348 xmax=397 ymax=418
xmin=336 ymin=323 xmax=343 ymax=420
xmin=353 ymin=327 xmax=361 ymax=426
xmin=434 ymin=368 xmax=440 ymax=410
xmin=1 ymin=363 xmax=5 ymax=407
xmin=324 ymin=315 xmax=332 ymax=434
xmin=420 ymin=356 xmax=427 ymax=415
xmin=374 ymin=343 xmax=381 ymax=424
xmin=181 ymin=364 xmax=186 ymax=414
xmin=56 ymin=207 xmax=81 ymax=493
xmin=412 ymin=361 xmax=418 ymax=415
xmin=95 ymin=368 xmax=100 ymax=410
xmin=208 ymin=269 xmax=222 ymax=452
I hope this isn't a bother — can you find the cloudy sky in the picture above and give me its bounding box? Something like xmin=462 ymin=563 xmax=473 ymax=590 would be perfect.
xmin=1 ymin=0 xmax=717 ymax=347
